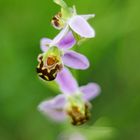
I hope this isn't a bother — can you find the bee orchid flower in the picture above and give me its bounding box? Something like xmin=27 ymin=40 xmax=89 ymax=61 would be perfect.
xmin=51 ymin=0 xmax=95 ymax=43
xmin=38 ymin=68 xmax=100 ymax=125
xmin=37 ymin=31 xmax=89 ymax=81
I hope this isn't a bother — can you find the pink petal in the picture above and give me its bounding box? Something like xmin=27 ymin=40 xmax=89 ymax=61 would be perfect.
xmin=80 ymin=14 xmax=95 ymax=20
xmin=58 ymin=31 xmax=76 ymax=49
xmin=40 ymin=38 xmax=52 ymax=52
xmin=56 ymin=68 xmax=79 ymax=95
xmin=62 ymin=50 xmax=90 ymax=70
xmin=38 ymin=94 xmax=67 ymax=121
xmin=80 ymin=83 xmax=101 ymax=101
xmin=69 ymin=15 xmax=95 ymax=38
xmin=50 ymin=25 xmax=69 ymax=46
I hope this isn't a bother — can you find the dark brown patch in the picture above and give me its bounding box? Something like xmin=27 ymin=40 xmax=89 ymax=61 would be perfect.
xmin=36 ymin=55 xmax=62 ymax=81
xmin=51 ymin=12 xmax=63 ymax=29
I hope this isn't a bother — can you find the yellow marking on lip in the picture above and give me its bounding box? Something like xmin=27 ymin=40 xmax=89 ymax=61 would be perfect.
xmin=37 ymin=65 xmax=40 ymax=68
xmin=38 ymin=73 xmax=43 ymax=76
xmin=45 ymin=76 xmax=49 ymax=80
xmin=42 ymin=67 xmax=46 ymax=70
xmin=47 ymin=69 xmax=51 ymax=73
xmin=53 ymin=73 xmax=56 ymax=77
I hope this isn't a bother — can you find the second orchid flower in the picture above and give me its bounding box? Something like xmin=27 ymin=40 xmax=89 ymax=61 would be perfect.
xmin=38 ymin=68 xmax=100 ymax=125
xmin=37 ymin=31 xmax=89 ymax=81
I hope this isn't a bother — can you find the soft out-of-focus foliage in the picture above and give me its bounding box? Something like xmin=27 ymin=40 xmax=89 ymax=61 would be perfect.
xmin=0 ymin=0 xmax=140 ymax=140
xmin=58 ymin=118 xmax=117 ymax=140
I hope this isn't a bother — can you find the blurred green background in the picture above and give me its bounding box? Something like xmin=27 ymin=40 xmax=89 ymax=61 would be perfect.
xmin=0 ymin=0 xmax=140 ymax=140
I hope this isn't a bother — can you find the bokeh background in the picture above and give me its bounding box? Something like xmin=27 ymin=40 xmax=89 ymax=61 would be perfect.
xmin=0 ymin=0 xmax=140 ymax=140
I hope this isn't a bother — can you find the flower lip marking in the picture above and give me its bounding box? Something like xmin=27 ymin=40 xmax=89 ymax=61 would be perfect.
xmin=36 ymin=55 xmax=63 ymax=81
xmin=51 ymin=12 xmax=64 ymax=30
xmin=67 ymin=103 xmax=90 ymax=126
xmin=47 ymin=56 xmax=58 ymax=66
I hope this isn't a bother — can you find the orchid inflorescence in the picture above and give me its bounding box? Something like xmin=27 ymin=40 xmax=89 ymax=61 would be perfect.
xmin=37 ymin=0 xmax=101 ymax=126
